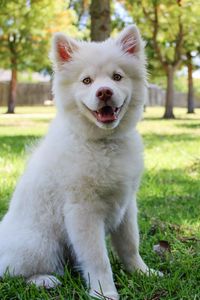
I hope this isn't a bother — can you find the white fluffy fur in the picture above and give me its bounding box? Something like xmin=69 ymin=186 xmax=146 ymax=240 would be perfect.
xmin=0 ymin=25 xmax=154 ymax=299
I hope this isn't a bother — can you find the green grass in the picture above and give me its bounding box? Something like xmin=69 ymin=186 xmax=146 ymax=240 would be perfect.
xmin=0 ymin=106 xmax=200 ymax=300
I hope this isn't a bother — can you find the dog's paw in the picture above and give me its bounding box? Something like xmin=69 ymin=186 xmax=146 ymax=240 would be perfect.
xmin=27 ymin=274 xmax=61 ymax=289
xmin=130 ymin=255 xmax=163 ymax=277
xmin=138 ymin=267 xmax=163 ymax=277
xmin=147 ymin=268 xmax=164 ymax=277
xmin=90 ymin=290 xmax=120 ymax=300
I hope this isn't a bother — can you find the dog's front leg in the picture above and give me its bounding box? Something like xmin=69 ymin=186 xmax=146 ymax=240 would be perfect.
xmin=64 ymin=203 xmax=119 ymax=299
xmin=111 ymin=197 xmax=149 ymax=274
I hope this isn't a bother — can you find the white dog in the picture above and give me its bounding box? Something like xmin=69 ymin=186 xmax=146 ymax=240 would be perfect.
xmin=0 ymin=25 xmax=157 ymax=299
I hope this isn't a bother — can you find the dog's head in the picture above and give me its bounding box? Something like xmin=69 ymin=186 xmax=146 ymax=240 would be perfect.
xmin=51 ymin=25 xmax=146 ymax=136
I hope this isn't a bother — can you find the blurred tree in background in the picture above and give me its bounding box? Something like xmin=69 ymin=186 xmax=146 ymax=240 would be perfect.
xmin=181 ymin=6 xmax=200 ymax=114
xmin=90 ymin=0 xmax=111 ymax=41
xmin=68 ymin=0 xmax=111 ymax=41
xmin=125 ymin=0 xmax=200 ymax=118
xmin=0 ymin=0 xmax=79 ymax=113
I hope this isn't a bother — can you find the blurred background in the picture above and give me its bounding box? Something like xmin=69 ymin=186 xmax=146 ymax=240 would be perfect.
xmin=0 ymin=0 xmax=199 ymax=118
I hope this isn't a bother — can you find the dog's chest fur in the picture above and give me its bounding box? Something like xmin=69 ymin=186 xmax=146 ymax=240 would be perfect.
xmin=55 ymin=131 xmax=143 ymax=229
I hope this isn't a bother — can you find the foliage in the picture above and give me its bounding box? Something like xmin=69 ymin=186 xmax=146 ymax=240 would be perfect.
xmin=180 ymin=1 xmax=200 ymax=57
xmin=121 ymin=0 xmax=200 ymax=118
xmin=0 ymin=106 xmax=200 ymax=299
xmin=122 ymin=0 xmax=200 ymax=78
xmin=0 ymin=0 xmax=81 ymax=112
xmin=68 ymin=0 xmax=90 ymax=27
xmin=0 ymin=0 xmax=79 ymax=73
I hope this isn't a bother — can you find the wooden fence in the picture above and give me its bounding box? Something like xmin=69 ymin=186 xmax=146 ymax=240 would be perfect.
xmin=0 ymin=81 xmax=52 ymax=106
xmin=147 ymin=84 xmax=200 ymax=107
xmin=0 ymin=81 xmax=199 ymax=107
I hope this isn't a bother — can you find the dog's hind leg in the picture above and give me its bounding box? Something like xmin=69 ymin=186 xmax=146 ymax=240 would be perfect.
xmin=0 ymin=224 xmax=65 ymax=281
xmin=111 ymin=198 xmax=163 ymax=277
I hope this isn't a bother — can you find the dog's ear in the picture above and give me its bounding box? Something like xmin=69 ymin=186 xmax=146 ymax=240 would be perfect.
xmin=50 ymin=33 xmax=78 ymax=68
xmin=116 ymin=25 xmax=142 ymax=55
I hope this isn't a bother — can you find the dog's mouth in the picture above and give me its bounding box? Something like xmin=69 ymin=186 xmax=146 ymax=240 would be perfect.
xmin=92 ymin=105 xmax=123 ymax=123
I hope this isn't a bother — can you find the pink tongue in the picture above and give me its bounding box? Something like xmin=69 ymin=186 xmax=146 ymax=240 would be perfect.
xmin=97 ymin=114 xmax=117 ymax=122
xmin=96 ymin=106 xmax=117 ymax=123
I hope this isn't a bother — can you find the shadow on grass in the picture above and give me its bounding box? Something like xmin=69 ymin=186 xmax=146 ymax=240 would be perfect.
xmin=143 ymin=116 xmax=200 ymax=121
xmin=139 ymin=165 xmax=200 ymax=226
xmin=0 ymin=135 xmax=41 ymax=155
xmin=175 ymin=123 xmax=200 ymax=129
xmin=142 ymin=133 xmax=199 ymax=149
xmin=0 ymin=118 xmax=52 ymax=126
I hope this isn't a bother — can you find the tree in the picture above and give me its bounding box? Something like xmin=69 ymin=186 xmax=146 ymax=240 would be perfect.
xmin=186 ymin=52 xmax=194 ymax=113
xmin=126 ymin=0 xmax=185 ymax=118
xmin=126 ymin=0 xmax=200 ymax=118
xmin=181 ymin=3 xmax=200 ymax=114
xmin=90 ymin=0 xmax=111 ymax=41
xmin=0 ymin=1 xmax=53 ymax=113
xmin=0 ymin=0 xmax=78 ymax=113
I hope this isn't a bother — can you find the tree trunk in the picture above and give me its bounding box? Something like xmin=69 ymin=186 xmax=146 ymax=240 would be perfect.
xmin=90 ymin=0 xmax=111 ymax=41
xmin=163 ymin=66 xmax=175 ymax=119
xmin=187 ymin=53 xmax=194 ymax=114
xmin=7 ymin=58 xmax=17 ymax=114
xmin=7 ymin=65 xmax=17 ymax=114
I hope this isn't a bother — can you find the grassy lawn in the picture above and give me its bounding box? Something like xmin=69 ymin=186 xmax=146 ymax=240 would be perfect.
xmin=0 ymin=106 xmax=200 ymax=299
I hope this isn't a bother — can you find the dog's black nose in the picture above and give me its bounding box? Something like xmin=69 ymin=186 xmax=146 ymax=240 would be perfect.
xmin=96 ymin=87 xmax=113 ymax=101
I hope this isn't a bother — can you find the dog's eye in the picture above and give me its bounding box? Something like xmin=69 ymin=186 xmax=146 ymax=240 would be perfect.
xmin=113 ymin=73 xmax=122 ymax=81
xmin=82 ymin=77 xmax=92 ymax=85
